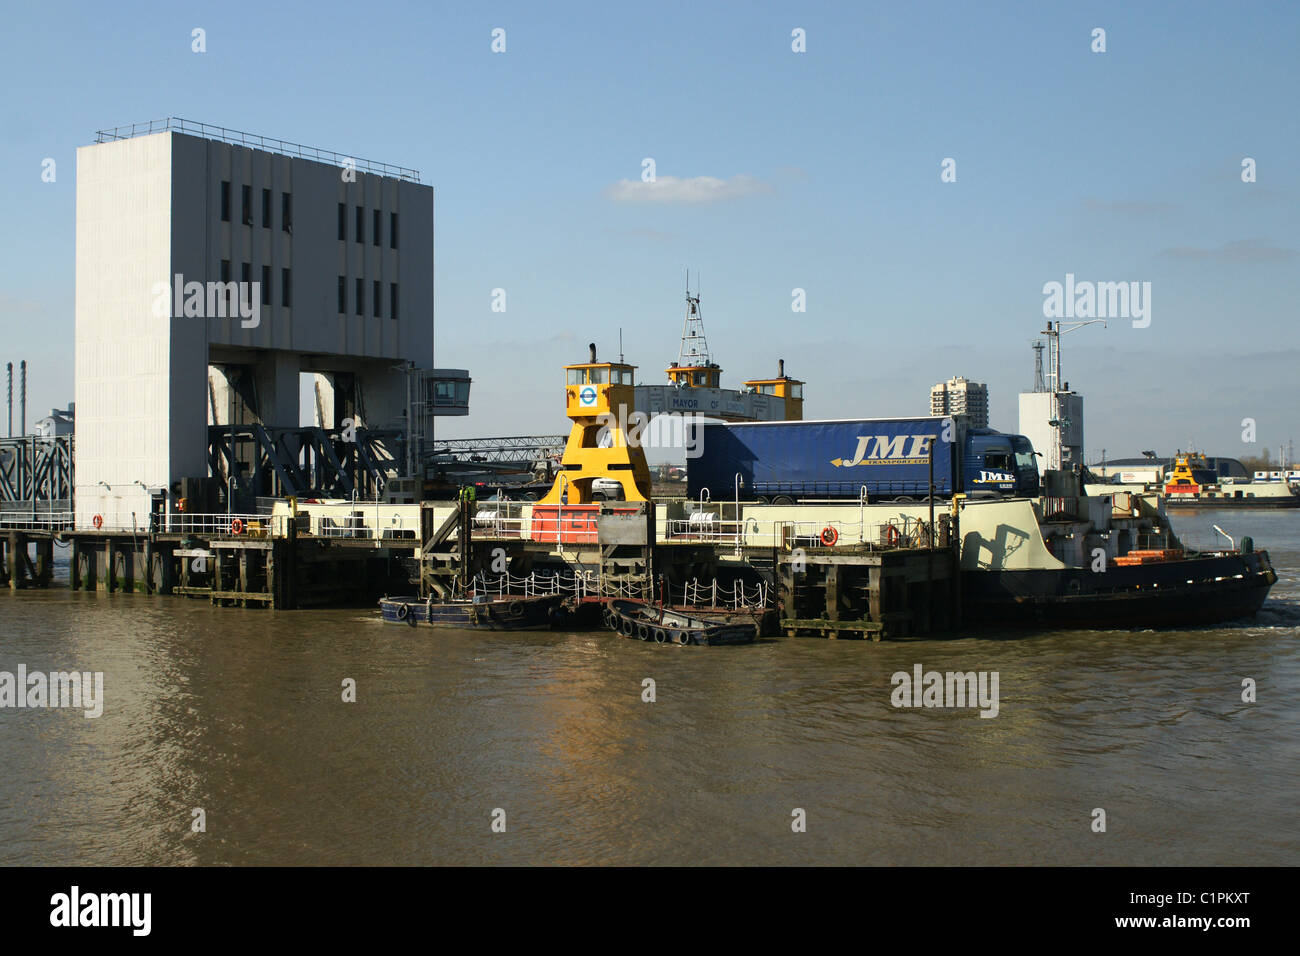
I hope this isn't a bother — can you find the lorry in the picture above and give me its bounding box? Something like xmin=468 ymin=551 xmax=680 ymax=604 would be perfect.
xmin=686 ymin=417 xmax=1041 ymax=502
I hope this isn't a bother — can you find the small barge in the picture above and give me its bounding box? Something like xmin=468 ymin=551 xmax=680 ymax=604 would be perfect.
xmin=379 ymin=593 xmax=564 ymax=629
xmin=604 ymin=599 xmax=757 ymax=646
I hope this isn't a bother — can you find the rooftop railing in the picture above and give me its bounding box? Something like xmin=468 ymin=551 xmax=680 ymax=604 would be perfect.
xmin=92 ymin=117 xmax=422 ymax=182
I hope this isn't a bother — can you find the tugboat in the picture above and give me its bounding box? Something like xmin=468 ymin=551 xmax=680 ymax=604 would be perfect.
xmin=379 ymin=592 xmax=565 ymax=629
xmin=603 ymin=599 xmax=757 ymax=646
xmin=962 ymin=469 xmax=1278 ymax=628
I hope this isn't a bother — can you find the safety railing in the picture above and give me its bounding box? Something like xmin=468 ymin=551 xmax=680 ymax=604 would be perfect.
xmin=675 ymin=577 xmax=770 ymax=610
xmin=663 ymin=514 xmax=939 ymax=550
xmin=92 ymin=118 xmax=421 ymax=182
xmin=72 ymin=512 xmax=284 ymax=536
xmin=312 ymin=509 xmax=420 ymax=541
xmin=0 ymin=511 xmax=74 ymax=531
xmin=465 ymin=569 xmax=600 ymax=599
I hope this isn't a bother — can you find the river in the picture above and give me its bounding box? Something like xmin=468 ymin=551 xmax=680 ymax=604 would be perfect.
xmin=1 ymin=508 xmax=1296 ymax=865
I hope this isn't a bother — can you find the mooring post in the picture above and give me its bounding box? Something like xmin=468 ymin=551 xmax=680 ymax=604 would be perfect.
xmin=6 ymin=533 xmax=18 ymax=590
xmin=104 ymin=539 xmax=115 ymax=593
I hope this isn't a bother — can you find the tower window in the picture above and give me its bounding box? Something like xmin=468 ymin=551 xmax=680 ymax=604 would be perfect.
xmin=355 ymin=277 xmax=363 ymax=316
xmin=241 ymin=185 xmax=252 ymax=225
xmin=281 ymin=268 xmax=291 ymax=307
xmin=355 ymin=206 xmax=364 ymax=244
xmin=338 ymin=203 xmax=346 ymax=240
xmin=281 ymin=193 xmax=292 ymax=233
xmin=373 ymin=209 xmax=381 ymax=246
xmin=337 ymin=276 xmax=346 ymax=313
xmin=262 ymin=188 xmax=271 ymax=227
xmin=390 ymin=213 xmax=398 ymax=249
xmin=220 ymin=181 xmax=230 ymax=222
xmin=373 ymin=279 xmax=382 ymax=317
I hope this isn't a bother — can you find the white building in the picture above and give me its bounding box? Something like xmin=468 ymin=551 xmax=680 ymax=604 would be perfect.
xmin=1018 ymin=390 xmax=1084 ymax=475
xmin=930 ymin=376 xmax=988 ymax=428
xmin=75 ymin=119 xmax=454 ymax=525
xmin=36 ymin=405 xmax=75 ymax=437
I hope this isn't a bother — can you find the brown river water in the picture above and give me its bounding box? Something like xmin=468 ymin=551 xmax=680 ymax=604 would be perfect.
xmin=1 ymin=509 xmax=1297 ymax=866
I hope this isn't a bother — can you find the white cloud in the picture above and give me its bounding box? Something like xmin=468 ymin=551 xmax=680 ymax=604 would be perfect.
xmin=603 ymin=174 xmax=773 ymax=204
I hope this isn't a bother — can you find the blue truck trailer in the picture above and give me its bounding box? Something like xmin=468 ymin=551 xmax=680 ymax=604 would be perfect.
xmin=686 ymin=417 xmax=1040 ymax=502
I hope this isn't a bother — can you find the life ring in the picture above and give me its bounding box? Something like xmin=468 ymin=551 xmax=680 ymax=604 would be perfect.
xmin=820 ymin=526 xmax=839 ymax=546
xmin=395 ymin=602 xmax=409 ymax=620
xmin=620 ymin=616 xmax=636 ymax=637
xmin=231 ymin=518 xmax=244 ymax=535
xmin=885 ymin=525 xmax=901 ymax=547
xmin=508 ymin=601 xmax=523 ymax=617
xmin=636 ymin=622 xmax=651 ymax=641
xmin=92 ymin=514 xmax=103 ymax=530
xmin=654 ymin=628 xmax=668 ymax=644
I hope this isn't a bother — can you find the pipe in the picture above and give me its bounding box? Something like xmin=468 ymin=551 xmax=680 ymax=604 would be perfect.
xmin=6 ymin=362 xmax=11 ymax=438
xmin=778 ymin=358 xmax=784 ymax=378
xmin=19 ymin=360 xmax=26 ymax=437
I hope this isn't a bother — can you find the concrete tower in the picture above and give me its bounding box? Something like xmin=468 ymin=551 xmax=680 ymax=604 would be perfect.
xmin=75 ymin=119 xmax=459 ymax=524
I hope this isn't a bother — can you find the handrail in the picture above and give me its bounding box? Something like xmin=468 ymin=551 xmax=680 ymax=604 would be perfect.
xmin=91 ymin=117 xmax=421 ymax=182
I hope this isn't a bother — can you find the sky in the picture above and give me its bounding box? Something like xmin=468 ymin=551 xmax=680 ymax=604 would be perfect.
xmin=3 ymin=0 xmax=1298 ymax=464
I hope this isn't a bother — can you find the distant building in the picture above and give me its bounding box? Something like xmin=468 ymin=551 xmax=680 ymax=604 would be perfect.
xmin=1019 ymin=389 xmax=1083 ymax=476
xmin=930 ymin=376 xmax=988 ymax=428
xmin=36 ymin=405 xmax=74 ymax=437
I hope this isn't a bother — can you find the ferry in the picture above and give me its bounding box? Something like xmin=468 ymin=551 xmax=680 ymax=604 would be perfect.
xmin=1158 ymin=453 xmax=1299 ymax=509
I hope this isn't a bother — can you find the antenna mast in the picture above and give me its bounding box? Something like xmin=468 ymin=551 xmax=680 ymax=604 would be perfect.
xmin=677 ymin=270 xmax=711 ymax=367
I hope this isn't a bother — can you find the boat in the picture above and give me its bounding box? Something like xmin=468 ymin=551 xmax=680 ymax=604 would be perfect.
xmin=604 ymin=599 xmax=757 ymax=646
xmin=1106 ymin=452 xmax=1300 ymax=509
xmin=379 ymin=593 xmax=565 ymax=629
xmin=965 ymin=547 xmax=1277 ymax=627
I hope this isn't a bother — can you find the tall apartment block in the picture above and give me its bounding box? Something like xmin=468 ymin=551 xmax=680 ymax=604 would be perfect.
xmin=929 ymin=376 xmax=989 ymax=429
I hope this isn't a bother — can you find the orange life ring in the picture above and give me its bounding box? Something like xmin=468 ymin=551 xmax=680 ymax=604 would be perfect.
xmin=820 ymin=526 xmax=839 ymax=546
xmin=230 ymin=518 xmax=244 ymax=535
xmin=885 ymin=524 xmax=901 ymax=547
xmin=92 ymin=514 xmax=103 ymax=530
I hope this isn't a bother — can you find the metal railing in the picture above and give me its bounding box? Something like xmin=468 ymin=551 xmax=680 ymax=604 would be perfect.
xmin=0 ymin=511 xmax=74 ymax=531
xmin=663 ymin=515 xmax=938 ymax=550
xmin=313 ymin=510 xmax=420 ymax=540
xmin=92 ymin=117 xmax=421 ymax=182
xmin=71 ymin=512 xmax=285 ymax=536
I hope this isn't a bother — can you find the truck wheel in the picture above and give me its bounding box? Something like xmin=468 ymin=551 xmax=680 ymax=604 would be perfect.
xmin=772 ymin=495 xmax=795 ymax=505
xmin=895 ymin=496 xmax=915 ymax=503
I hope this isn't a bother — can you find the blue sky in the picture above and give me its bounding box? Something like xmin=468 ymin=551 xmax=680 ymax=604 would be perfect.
xmin=3 ymin=0 xmax=1298 ymax=462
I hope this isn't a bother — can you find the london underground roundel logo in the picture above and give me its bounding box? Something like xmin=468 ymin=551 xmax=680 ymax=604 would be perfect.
xmin=579 ymin=386 xmax=597 ymax=407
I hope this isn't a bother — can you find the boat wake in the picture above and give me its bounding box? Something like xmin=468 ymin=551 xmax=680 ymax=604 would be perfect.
xmin=1251 ymin=600 xmax=1300 ymax=629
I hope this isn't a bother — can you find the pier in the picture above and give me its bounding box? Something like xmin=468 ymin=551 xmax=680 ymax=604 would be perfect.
xmin=5 ymin=495 xmax=963 ymax=639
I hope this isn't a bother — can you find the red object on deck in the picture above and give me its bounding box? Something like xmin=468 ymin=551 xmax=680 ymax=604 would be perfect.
xmin=529 ymin=504 xmax=642 ymax=544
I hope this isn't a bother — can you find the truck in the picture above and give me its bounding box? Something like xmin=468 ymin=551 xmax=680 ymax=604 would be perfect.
xmin=686 ymin=417 xmax=1041 ymax=502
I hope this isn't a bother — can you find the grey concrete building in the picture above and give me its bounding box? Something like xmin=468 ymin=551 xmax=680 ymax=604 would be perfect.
xmin=75 ymin=119 xmax=463 ymax=524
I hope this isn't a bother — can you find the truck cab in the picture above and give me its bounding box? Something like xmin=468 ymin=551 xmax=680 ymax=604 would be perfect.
xmin=964 ymin=432 xmax=1040 ymax=498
